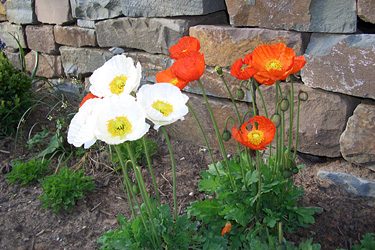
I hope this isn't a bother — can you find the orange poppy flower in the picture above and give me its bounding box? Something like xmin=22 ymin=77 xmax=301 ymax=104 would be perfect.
xmin=221 ymin=221 xmax=232 ymax=236
xmin=79 ymin=92 xmax=100 ymax=108
xmin=172 ymin=51 xmax=205 ymax=82
xmin=232 ymin=116 xmax=276 ymax=150
xmin=251 ymin=43 xmax=306 ymax=85
xmin=169 ymin=36 xmax=201 ymax=60
xmin=230 ymin=53 xmax=257 ymax=80
xmin=156 ymin=67 xmax=189 ymax=90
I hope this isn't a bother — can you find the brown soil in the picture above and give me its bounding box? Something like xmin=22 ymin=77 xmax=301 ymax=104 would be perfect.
xmin=1 ymin=87 xmax=375 ymax=250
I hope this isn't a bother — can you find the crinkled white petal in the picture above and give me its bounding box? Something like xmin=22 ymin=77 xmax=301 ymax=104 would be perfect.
xmin=137 ymin=83 xmax=189 ymax=130
xmin=67 ymin=98 xmax=101 ymax=148
xmin=89 ymin=55 xmax=142 ymax=98
xmin=93 ymin=95 xmax=150 ymax=145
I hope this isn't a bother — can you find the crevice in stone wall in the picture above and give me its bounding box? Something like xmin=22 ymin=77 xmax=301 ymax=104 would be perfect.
xmin=357 ymin=17 xmax=375 ymax=34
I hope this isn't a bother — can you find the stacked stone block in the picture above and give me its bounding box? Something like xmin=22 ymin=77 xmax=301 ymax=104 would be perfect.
xmin=0 ymin=0 xmax=374 ymax=169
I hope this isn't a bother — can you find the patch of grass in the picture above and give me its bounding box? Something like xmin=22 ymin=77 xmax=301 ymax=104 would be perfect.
xmin=39 ymin=166 xmax=95 ymax=213
xmin=5 ymin=158 xmax=50 ymax=186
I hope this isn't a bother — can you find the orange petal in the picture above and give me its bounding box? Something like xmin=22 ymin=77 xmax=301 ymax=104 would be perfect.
xmin=79 ymin=93 xmax=100 ymax=108
xmin=172 ymin=51 xmax=205 ymax=82
xmin=221 ymin=222 xmax=232 ymax=236
xmin=169 ymin=36 xmax=201 ymax=60
xmin=230 ymin=56 xmax=257 ymax=80
xmin=156 ymin=67 xmax=189 ymax=90
xmin=290 ymin=55 xmax=306 ymax=74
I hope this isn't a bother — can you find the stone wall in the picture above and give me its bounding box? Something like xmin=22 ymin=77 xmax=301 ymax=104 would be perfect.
xmin=0 ymin=0 xmax=374 ymax=170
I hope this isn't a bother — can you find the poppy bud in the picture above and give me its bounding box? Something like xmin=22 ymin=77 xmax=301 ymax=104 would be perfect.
xmin=270 ymin=113 xmax=281 ymax=128
xmin=132 ymin=184 xmax=140 ymax=195
xmin=292 ymin=167 xmax=299 ymax=175
xmin=280 ymin=99 xmax=289 ymax=111
xmin=222 ymin=130 xmax=231 ymax=142
xmin=282 ymin=169 xmax=292 ymax=179
xmin=235 ymin=89 xmax=245 ymax=100
xmin=215 ymin=66 xmax=223 ymax=76
xmin=298 ymin=91 xmax=308 ymax=101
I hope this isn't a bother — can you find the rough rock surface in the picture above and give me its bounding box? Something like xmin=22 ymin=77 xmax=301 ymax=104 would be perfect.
xmin=301 ymin=33 xmax=375 ymax=100
xmin=5 ymin=0 xmax=37 ymax=24
xmin=318 ymin=170 xmax=375 ymax=197
xmin=54 ymin=25 xmax=97 ymax=47
xmin=77 ymin=19 xmax=96 ymax=29
xmin=256 ymin=81 xmax=360 ymax=158
xmin=358 ymin=0 xmax=375 ymax=24
xmin=59 ymin=46 xmax=114 ymax=77
xmin=35 ymin=0 xmax=73 ymax=25
xmin=225 ymin=0 xmax=357 ymax=33
xmin=121 ymin=0 xmax=226 ymax=17
xmin=25 ymin=25 xmax=59 ymax=54
xmin=25 ymin=52 xmax=63 ymax=78
xmin=70 ymin=0 xmax=123 ymax=20
xmin=0 ymin=22 xmax=27 ymax=48
xmin=95 ymin=11 xmax=228 ymax=55
xmin=3 ymin=49 xmax=22 ymax=70
xmin=340 ymin=103 xmax=375 ymax=171
xmin=189 ymin=25 xmax=310 ymax=68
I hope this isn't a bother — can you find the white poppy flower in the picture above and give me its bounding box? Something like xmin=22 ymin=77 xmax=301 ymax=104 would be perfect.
xmin=93 ymin=95 xmax=150 ymax=145
xmin=137 ymin=83 xmax=189 ymax=130
xmin=89 ymin=55 xmax=142 ymax=98
xmin=67 ymin=97 xmax=101 ymax=149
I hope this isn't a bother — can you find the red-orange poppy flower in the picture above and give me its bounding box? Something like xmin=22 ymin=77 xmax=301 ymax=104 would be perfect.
xmin=230 ymin=53 xmax=257 ymax=80
xmin=221 ymin=221 xmax=232 ymax=236
xmin=251 ymin=43 xmax=306 ymax=86
xmin=169 ymin=36 xmax=201 ymax=60
xmin=79 ymin=93 xmax=100 ymax=108
xmin=172 ymin=51 xmax=205 ymax=82
xmin=156 ymin=67 xmax=189 ymax=90
xmin=232 ymin=116 xmax=276 ymax=150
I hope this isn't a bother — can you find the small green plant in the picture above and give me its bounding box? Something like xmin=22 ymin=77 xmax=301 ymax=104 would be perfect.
xmin=97 ymin=201 xmax=204 ymax=250
xmin=337 ymin=233 xmax=375 ymax=250
xmin=110 ymin=137 xmax=158 ymax=166
xmin=0 ymin=51 xmax=33 ymax=136
xmin=39 ymin=166 xmax=95 ymax=213
xmin=5 ymin=158 xmax=50 ymax=186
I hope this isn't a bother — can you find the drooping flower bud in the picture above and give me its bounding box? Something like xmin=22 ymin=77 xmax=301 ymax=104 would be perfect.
xmin=280 ymin=99 xmax=289 ymax=111
xmin=298 ymin=91 xmax=308 ymax=101
xmin=270 ymin=113 xmax=281 ymax=128
xmin=222 ymin=130 xmax=231 ymax=142
xmin=215 ymin=66 xmax=223 ymax=76
xmin=235 ymin=89 xmax=245 ymax=100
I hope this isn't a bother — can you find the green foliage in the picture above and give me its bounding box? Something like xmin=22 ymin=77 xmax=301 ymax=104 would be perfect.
xmin=5 ymin=158 xmax=50 ymax=186
xmin=39 ymin=166 xmax=95 ymax=213
xmin=110 ymin=138 xmax=158 ymax=166
xmin=338 ymin=233 xmax=375 ymax=250
xmin=187 ymin=153 xmax=321 ymax=248
xmin=0 ymin=52 xmax=33 ymax=136
xmin=97 ymin=202 xmax=204 ymax=250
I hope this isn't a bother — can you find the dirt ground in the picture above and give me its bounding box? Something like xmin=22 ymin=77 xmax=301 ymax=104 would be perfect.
xmin=1 ymin=88 xmax=375 ymax=250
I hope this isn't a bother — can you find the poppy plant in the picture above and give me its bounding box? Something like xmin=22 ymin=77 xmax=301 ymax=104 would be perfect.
xmin=251 ymin=43 xmax=306 ymax=85
xmin=172 ymin=51 xmax=205 ymax=83
xmin=232 ymin=116 xmax=276 ymax=150
xmin=156 ymin=67 xmax=189 ymax=90
xmin=169 ymin=36 xmax=201 ymax=60
xmin=230 ymin=53 xmax=257 ymax=80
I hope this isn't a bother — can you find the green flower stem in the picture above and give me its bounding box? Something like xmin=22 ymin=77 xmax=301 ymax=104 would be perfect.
xmin=254 ymin=80 xmax=268 ymax=118
xmin=161 ymin=127 xmax=178 ymax=218
xmin=187 ymin=102 xmax=220 ymax=177
xmin=287 ymin=79 xmax=294 ymax=160
xmin=255 ymin=150 xmax=263 ymax=217
xmin=142 ymin=136 xmax=161 ymax=205
xmin=248 ymin=79 xmax=257 ymax=117
xmin=293 ymin=99 xmax=301 ymax=161
xmin=197 ymin=79 xmax=235 ymax=190
xmin=124 ymin=142 xmax=160 ymax=247
xmin=220 ymin=75 xmax=241 ymax=124
xmin=278 ymin=222 xmax=284 ymax=245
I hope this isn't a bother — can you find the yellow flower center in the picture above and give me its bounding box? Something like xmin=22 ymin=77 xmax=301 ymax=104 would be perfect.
xmin=265 ymin=59 xmax=283 ymax=72
xmin=247 ymin=130 xmax=264 ymax=145
xmin=109 ymin=75 xmax=128 ymax=95
xmin=107 ymin=116 xmax=132 ymax=138
xmin=170 ymin=78 xmax=179 ymax=86
xmin=182 ymin=49 xmax=187 ymax=53
xmin=152 ymin=100 xmax=174 ymax=117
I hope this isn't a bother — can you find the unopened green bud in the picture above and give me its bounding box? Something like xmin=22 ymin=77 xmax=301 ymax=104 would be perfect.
xmin=215 ymin=66 xmax=223 ymax=76
xmin=282 ymin=169 xmax=292 ymax=179
xmin=222 ymin=130 xmax=231 ymax=142
xmin=292 ymin=167 xmax=299 ymax=175
xmin=270 ymin=113 xmax=281 ymax=128
xmin=235 ymin=89 xmax=245 ymax=100
xmin=280 ymin=99 xmax=289 ymax=111
xmin=298 ymin=91 xmax=308 ymax=101
xmin=132 ymin=184 xmax=140 ymax=195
